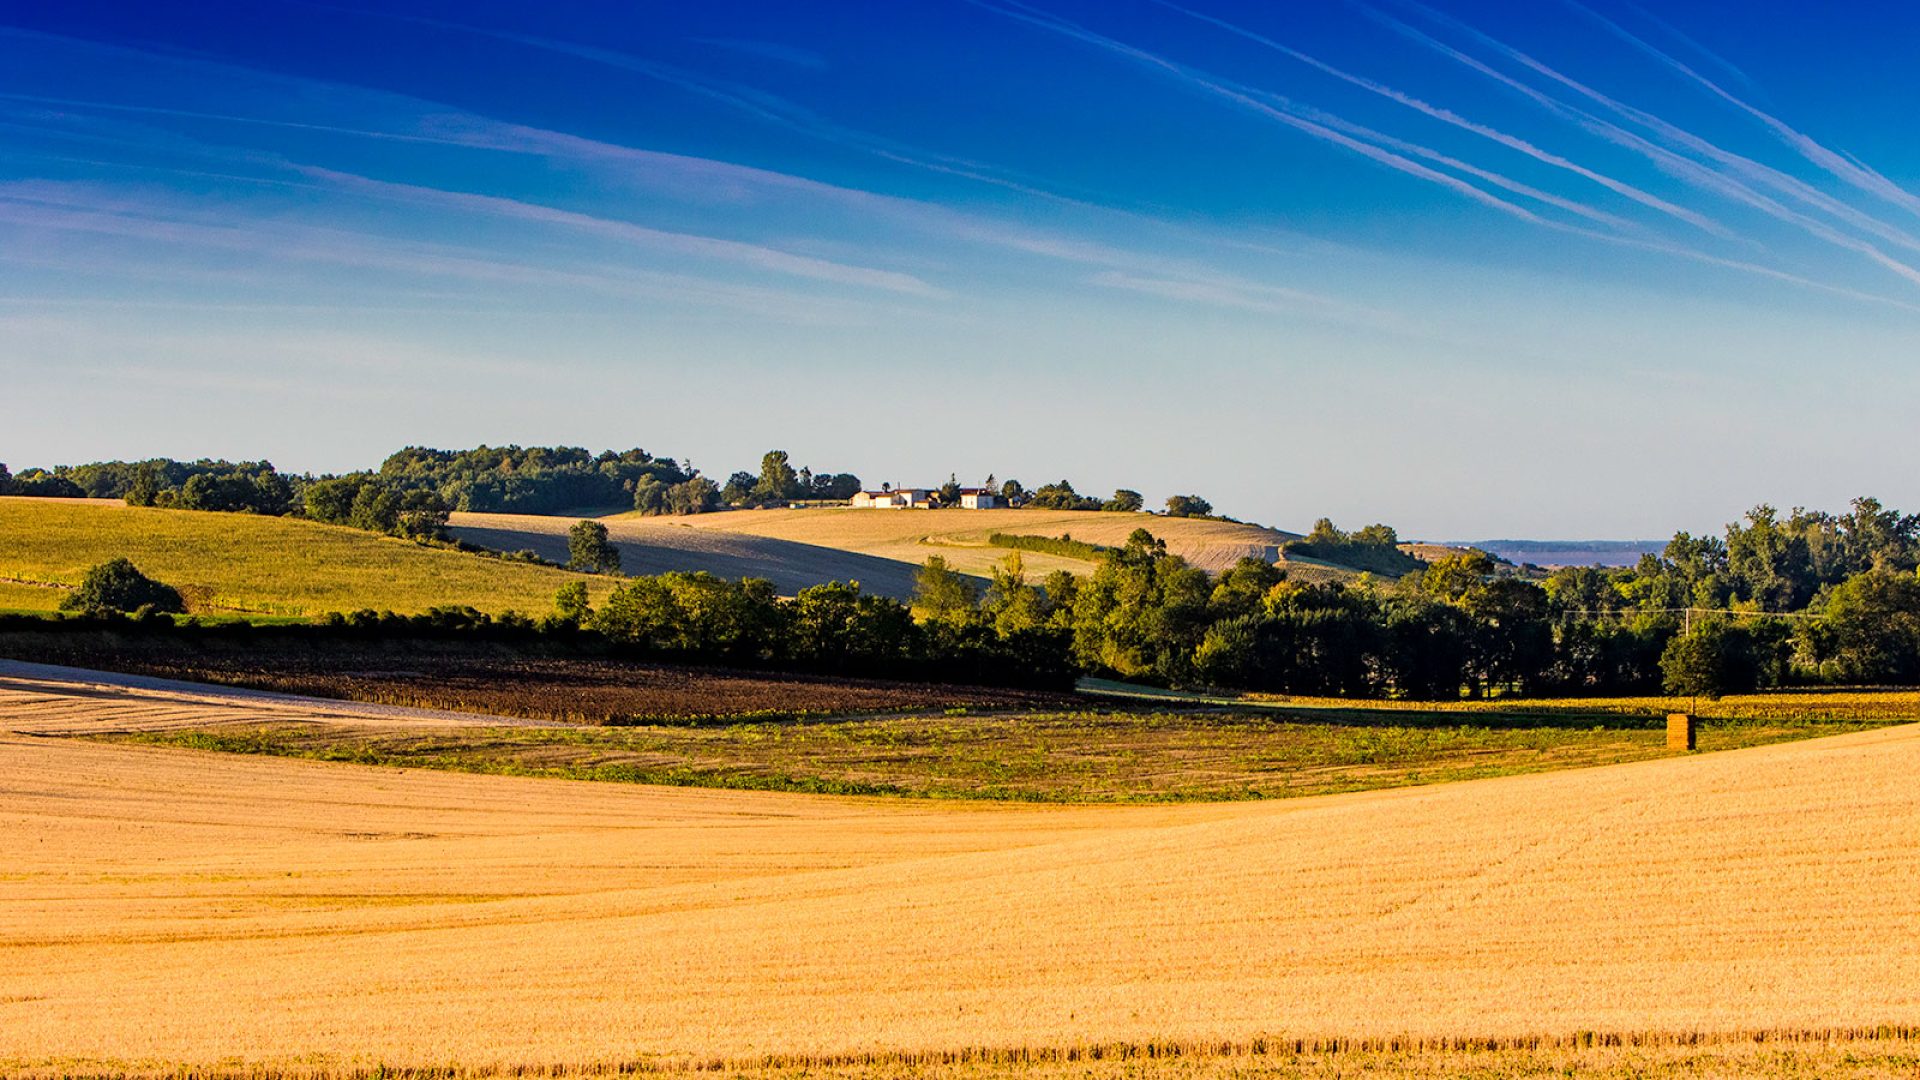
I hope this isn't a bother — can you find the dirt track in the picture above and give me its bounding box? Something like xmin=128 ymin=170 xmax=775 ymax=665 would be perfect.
xmin=0 ymin=658 xmax=535 ymax=734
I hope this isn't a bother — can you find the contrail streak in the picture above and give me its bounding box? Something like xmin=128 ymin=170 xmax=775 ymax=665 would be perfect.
xmin=976 ymin=1 xmax=1920 ymax=309
xmin=971 ymin=0 xmax=1555 ymax=225
xmin=1561 ymin=0 xmax=1920 ymax=221
xmin=1367 ymin=1 xmax=1920 ymax=291
xmin=1623 ymin=2 xmax=1759 ymax=92
xmin=1384 ymin=0 xmax=1920 ymax=253
xmin=1245 ymin=89 xmax=1644 ymax=234
xmin=295 ymin=4 xmax=1093 ymax=207
xmin=1149 ymin=0 xmax=1728 ymax=239
xmin=298 ymin=168 xmax=947 ymax=297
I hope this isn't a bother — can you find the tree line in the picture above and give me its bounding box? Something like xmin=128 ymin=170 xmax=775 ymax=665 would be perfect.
xmin=553 ymin=499 xmax=1920 ymax=700
xmin=38 ymin=495 xmax=1920 ymax=700
xmin=0 ymin=446 xmax=867 ymax=540
xmin=3 ymin=449 xmax=1227 ymax=529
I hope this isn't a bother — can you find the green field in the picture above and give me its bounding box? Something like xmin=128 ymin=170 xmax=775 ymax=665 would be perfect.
xmin=107 ymin=705 xmax=1883 ymax=803
xmin=0 ymin=497 xmax=614 ymax=617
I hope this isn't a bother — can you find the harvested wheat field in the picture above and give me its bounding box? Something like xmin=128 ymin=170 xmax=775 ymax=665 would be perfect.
xmin=449 ymin=507 xmax=1320 ymax=598
xmin=2 ymin=679 xmax=1919 ymax=1077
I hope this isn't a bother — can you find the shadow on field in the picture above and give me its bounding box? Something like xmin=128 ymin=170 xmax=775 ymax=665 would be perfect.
xmin=450 ymin=522 xmax=937 ymax=600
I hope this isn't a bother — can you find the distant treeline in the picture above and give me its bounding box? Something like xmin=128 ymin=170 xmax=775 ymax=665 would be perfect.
xmin=2 ymin=577 xmax=1073 ymax=691
xmin=965 ymin=501 xmax=1918 ymax=698
xmin=564 ymin=502 xmax=1920 ymax=700
xmin=1 ymin=449 xmax=1238 ymax=537
xmin=27 ymin=496 xmax=1920 ymax=700
xmin=1282 ymin=519 xmax=1426 ymax=577
xmin=0 ymin=446 xmax=871 ymax=540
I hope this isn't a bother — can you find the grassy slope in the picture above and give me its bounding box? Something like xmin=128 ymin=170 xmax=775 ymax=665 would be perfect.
xmin=450 ymin=507 xmax=1327 ymax=598
xmin=0 ymin=497 xmax=614 ymax=617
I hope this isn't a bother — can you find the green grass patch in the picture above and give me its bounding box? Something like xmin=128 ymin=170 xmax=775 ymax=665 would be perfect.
xmin=98 ymin=707 xmax=1882 ymax=803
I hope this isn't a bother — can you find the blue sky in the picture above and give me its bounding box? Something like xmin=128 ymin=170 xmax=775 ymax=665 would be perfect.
xmin=2 ymin=0 xmax=1917 ymax=537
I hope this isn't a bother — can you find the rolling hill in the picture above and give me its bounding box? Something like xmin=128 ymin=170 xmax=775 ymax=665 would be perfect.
xmin=451 ymin=507 xmax=1325 ymax=599
xmin=0 ymin=497 xmax=613 ymax=617
xmin=2 ymin=675 xmax=1916 ymax=1073
xmin=0 ymin=498 xmax=1339 ymax=616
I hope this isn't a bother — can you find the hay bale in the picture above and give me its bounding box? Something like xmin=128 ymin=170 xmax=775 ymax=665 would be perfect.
xmin=1667 ymin=712 xmax=1696 ymax=751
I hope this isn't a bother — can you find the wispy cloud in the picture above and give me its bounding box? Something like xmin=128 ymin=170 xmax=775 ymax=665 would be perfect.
xmin=1366 ymin=1 xmax=1920 ymax=292
xmin=1148 ymin=0 xmax=1729 ymax=239
xmin=1087 ymin=270 xmax=1381 ymax=323
xmin=1251 ymin=88 xmax=1643 ymax=235
xmin=305 ymin=5 xmax=1093 ymax=206
xmin=0 ymin=26 xmax=1488 ymax=330
xmin=1560 ymin=0 xmax=1920 ymax=221
xmin=0 ymin=183 xmax=900 ymax=323
xmin=296 ymin=167 xmax=947 ymax=298
xmin=1619 ymin=2 xmax=1759 ymax=95
xmin=970 ymin=0 xmax=1568 ymax=227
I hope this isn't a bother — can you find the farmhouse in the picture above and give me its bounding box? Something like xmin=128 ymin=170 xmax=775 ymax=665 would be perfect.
xmin=851 ymin=488 xmax=933 ymax=509
xmin=848 ymin=486 xmax=1005 ymax=509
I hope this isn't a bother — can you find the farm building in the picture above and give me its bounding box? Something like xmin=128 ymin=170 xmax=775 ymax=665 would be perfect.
xmin=851 ymin=488 xmax=934 ymax=509
xmin=850 ymin=487 xmax=1005 ymax=509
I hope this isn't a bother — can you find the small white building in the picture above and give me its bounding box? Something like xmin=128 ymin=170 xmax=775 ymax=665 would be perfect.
xmin=958 ymin=487 xmax=1003 ymax=509
xmin=850 ymin=488 xmax=933 ymax=509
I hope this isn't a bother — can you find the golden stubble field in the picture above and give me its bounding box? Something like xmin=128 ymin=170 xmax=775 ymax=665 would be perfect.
xmin=3 ymin=680 xmax=1919 ymax=1077
xmin=449 ymin=506 xmax=1313 ymax=598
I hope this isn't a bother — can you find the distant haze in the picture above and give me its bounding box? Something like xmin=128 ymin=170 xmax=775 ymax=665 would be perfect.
xmin=1449 ymin=540 xmax=1668 ymax=569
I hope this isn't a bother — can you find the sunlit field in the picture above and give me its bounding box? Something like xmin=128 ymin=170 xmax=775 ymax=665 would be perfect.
xmin=453 ymin=505 xmax=1340 ymax=591
xmin=4 ymin=667 xmax=1919 ymax=1077
xmin=0 ymin=497 xmax=613 ymax=617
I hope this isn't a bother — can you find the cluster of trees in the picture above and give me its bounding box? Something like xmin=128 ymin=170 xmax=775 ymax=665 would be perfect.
xmin=716 ymin=450 xmax=862 ymax=509
xmin=550 ymin=568 xmax=1072 ymax=686
xmin=376 ymin=446 xmax=866 ymax=516
xmin=1012 ymin=479 xmax=1212 ymax=517
xmin=903 ymin=498 xmax=1920 ymax=700
xmin=0 ymin=457 xmax=296 ymax=506
xmin=0 ymin=458 xmax=296 ymax=504
xmin=1284 ymin=519 xmax=1425 ymax=577
xmin=123 ymin=461 xmax=297 ymax=515
xmin=1 ymin=446 xmax=865 ymax=521
xmin=303 ymin=475 xmax=452 ymax=541
xmin=0 ymin=462 xmax=86 ymax=498
xmin=378 ymin=446 xmax=690 ymax=515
